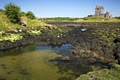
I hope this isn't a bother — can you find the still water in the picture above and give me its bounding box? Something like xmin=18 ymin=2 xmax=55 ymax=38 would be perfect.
xmin=0 ymin=44 xmax=78 ymax=80
xmin=0 ymin=44 xmax=107 ymax=80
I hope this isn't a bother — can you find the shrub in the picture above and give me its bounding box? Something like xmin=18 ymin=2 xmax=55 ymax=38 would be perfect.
xmin=26 ymin=11 xmax=36 ymax=19
xmin=4 ymin=3 xmax=21 ymax=23
xmin=19 ymin=11 xmax=26 ymax=17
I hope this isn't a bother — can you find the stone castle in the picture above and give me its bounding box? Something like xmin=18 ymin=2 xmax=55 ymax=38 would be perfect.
xmin=88 ymin=5 xmax=112 ymax=18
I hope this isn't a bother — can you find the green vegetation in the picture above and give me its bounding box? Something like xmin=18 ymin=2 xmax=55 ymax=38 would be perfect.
xmin=27 ymin=19 xmax=48 ymax=28
xmin=91 ymin=28 xmax=120 ymax=63
xmin=0 ymin=3 xmax=50 ymax=42
xmin=82 ymin=17 xmax=120 ymax=22
xmin=19 ymin=11 xmax=26 ymax=17
xmin=76 ymin=64 xmax=120 ymax=80
xmin=76 ymin=68 xmax=120 ymax=80
xmin=0 ymin=31 xmax=23 ymax=42
xmin=40 ymin=17 xmax=79 ymax=22
xmin=5 ymin=3 xmax=20 ymax=23
xmin=0 ymin=4 xmax=49 ymax=31
xmin=26 ymin=11 xmax=36 ymax=19
xmin=93 ymin=28 xmax=120 ymax=46
xmin=115 ymin=16 xmax=120 ymax=20
xmin=40 ymin=17 xmax=120 ymax=22
xmin=0 ymin=3 xmax=120 ymax=80
xmin=27 ymin=30 xmax=42 ymax=36
xmin=0 ymin=11 xmax=24 ymax=31
xmin=83 ymin=17 xmax=106 ymax=20
xmin=76 ymin=75 xmax=90 ymax=80
xmin=2 ymin=34 xmax=23 ymax=42
xmin=112 ymin=63 xmax=120 ymax=71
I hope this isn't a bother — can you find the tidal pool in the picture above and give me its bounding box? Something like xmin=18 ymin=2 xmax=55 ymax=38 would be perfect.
xmin=0 ymin=44 xmax=107 ymax=80
xmin=0 ymin=44 xmax=77 ymax=80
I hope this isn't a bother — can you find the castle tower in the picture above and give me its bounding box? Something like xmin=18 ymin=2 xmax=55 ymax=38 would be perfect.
xmin=88 ymin=5 xmax=112 ymax=18
xmin=95 ymin=5 xmax=104 ymax=17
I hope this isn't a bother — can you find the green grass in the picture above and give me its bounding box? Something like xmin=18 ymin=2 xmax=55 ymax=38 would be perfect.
xmin=0 ymin=11 xmax=25 ymax=31
xmin=82 ymin=17 xmax=120 ymax=22
xmin=0 ymin=11 xmax=49 ymax=42
xmin=0 ymin=11 xmax=49 ymax=31
xmin=39 ymin=17 xmax=120 ymax=22
xmin=39 ymin=17 xmax=79 ymax=22
xmin=27 ymin=19 xmax=49 ymax=28
xmin=83 ymin=17 xmax=106 ymax=20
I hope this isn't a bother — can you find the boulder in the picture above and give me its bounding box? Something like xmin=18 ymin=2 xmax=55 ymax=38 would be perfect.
xmin=18 ymin=21 xmax=27 ymax=26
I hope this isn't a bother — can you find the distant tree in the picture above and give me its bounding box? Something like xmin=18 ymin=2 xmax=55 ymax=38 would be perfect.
xmin=4 ymin=3 xmax=21 ymax=23
xmin=0 ymin=9 xmax=5 ymax=12
xmin=115 ymin=17 xmax=120 ymax=19
xmin=26 ymin=11 xmax=36 ymax=19
xmin=0 ymin=9 xmax=3 ymax=11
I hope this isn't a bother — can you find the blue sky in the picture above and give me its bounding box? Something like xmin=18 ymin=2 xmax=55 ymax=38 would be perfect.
xmin=0 ymin=0 xmax=120 ymax=18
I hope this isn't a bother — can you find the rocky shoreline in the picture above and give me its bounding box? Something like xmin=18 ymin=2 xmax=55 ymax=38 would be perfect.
xmin=0 ymin=22 xmax=120 ymax=65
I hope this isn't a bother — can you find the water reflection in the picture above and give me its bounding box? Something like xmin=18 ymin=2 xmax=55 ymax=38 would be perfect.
xmin=36 ymin=43 xmax=72 ymax=53
xmin=0 ymin=44 xmax=72 ymax=57
xmin=0 ymin=44 xmax=107 ymax=80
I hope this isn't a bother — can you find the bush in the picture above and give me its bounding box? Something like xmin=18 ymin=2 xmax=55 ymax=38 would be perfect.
xmin=26 ymin=11 xmax=36 ymax=19
xmin=4 ymin=3 xmax=21 ymax=23
xmin=19 ymin=11 xmax=26 ymax=17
